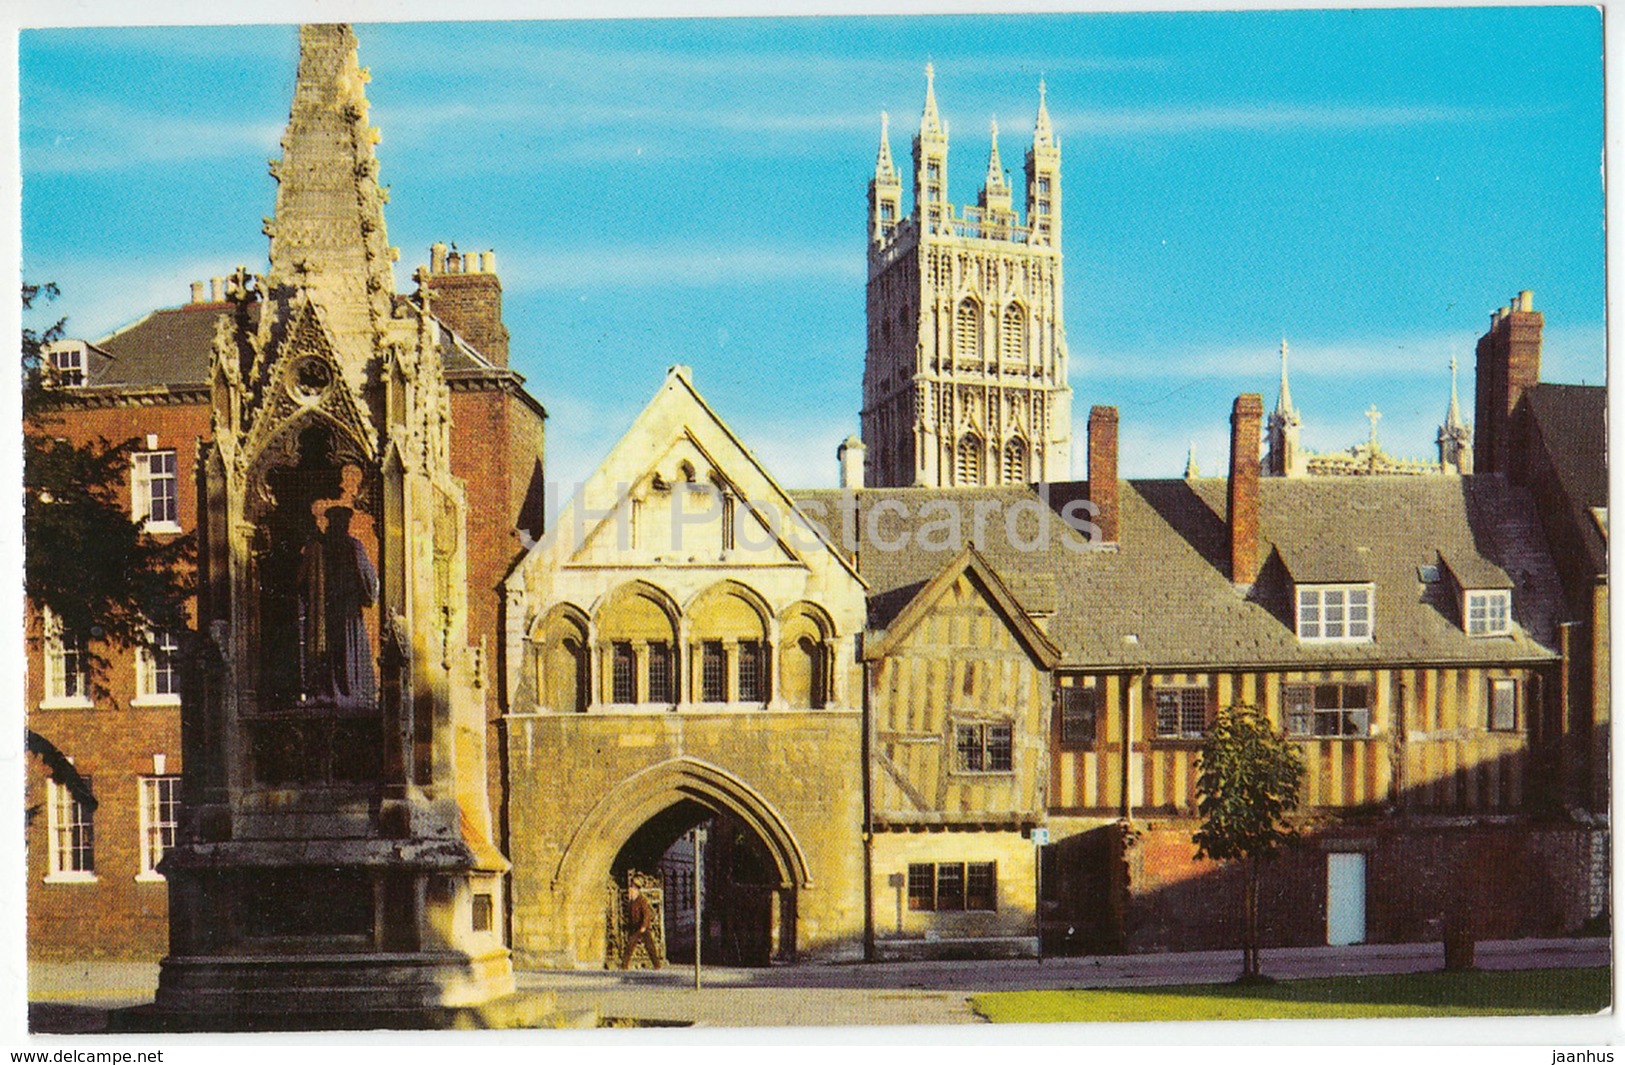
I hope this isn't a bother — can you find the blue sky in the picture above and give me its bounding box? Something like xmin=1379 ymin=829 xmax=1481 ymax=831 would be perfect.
xmin=19 ymin=8 xmax=1605 ymax=490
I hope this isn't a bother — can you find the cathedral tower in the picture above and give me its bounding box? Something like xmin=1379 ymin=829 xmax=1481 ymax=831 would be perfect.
xmin=862 ymin=69 xmax=1073 ymax=487
xmin=1265 ymin=339 xmax=1305 ymax=477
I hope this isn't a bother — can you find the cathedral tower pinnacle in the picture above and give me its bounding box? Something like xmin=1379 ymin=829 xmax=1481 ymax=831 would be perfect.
xmin=1266 ymin=338 xmax=1305 ymax=477
xmin=913 ymin=63 xmax=950 ymax=233
xmin=869 ymin=111 xmax=902 ymax=246
xmin=1438 ymin=355 xmax=1474 ymax=474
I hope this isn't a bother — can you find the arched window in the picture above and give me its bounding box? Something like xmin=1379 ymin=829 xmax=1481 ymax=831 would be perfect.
xmin=534 ymin=607 xmax=590 ymax=713
xmin=954 ymin=298 xmax=981 ymax=363
xmin=1001 ymin=303 xmax=1025 ymax=361
xmin=779 ymin=604 xmax=834 ymax=710
xmin=689 ymin=581 xmax=771 ymax=706
xmin=595 ymin=582 xmax=679 ymax=706
xmin=1002 ymin=438 xmax=1028 ymax=485
xmin=957 ymin=434 xmax=984 ymax=486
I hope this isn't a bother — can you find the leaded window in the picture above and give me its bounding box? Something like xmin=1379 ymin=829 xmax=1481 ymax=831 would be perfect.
xmin=955 ymin=722 xmax=1013 ymax=773
xmin=1284 ymin=683 xmax=1371 ymax=737
xmin=1154 ymin=687 xmax=1207 ymax=739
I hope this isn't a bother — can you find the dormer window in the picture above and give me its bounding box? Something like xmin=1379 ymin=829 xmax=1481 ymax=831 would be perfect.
xmin=46 ymin=343 xmax=86 ymax=387
xmin=1296 ymin=584 xmax=1373 ymax=643
xmin=1465 ymin=589 xmax=1512 ymax=637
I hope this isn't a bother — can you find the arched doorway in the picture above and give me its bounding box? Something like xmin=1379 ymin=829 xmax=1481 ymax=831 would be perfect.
xmin=611 ymin=799 xmax=780 ymax=967
xmin=549 ymin=757 xmax=809 ymax=968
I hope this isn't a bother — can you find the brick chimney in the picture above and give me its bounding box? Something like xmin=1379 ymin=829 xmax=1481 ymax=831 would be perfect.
xmin=1228 ymin=394 xmax=1263 ymax=586
xmin=1087 ymin=405 xmax=1119 ymax=544
xmin=1473 ymin=289 xmax=1542 ymax=478
xmin=427 ymin=243 xmax=510 ymax=366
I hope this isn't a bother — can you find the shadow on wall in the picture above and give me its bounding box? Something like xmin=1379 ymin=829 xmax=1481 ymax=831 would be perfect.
xmin=1040 ymin=739 xmax=1608 ymax=958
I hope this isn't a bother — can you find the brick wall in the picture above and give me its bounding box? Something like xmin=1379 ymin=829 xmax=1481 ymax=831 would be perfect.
xmin=1101 ymin=818 xmax=1597 ymax=954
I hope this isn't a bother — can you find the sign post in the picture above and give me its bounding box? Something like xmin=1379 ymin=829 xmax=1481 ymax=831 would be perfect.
xmin=692 ymin=825 xmax=707 ymax=992
xmin=1031 ymin=826 xmax=1049 ymax=965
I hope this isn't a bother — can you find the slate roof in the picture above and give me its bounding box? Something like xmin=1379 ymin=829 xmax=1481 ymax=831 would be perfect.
xmin=793 ymin=475 xmax=1569 ymax=671
xmin=83 ymin=297 xmax=501 ymax=390
xmin=1525 ymin=382 xmax=1607 ymax=577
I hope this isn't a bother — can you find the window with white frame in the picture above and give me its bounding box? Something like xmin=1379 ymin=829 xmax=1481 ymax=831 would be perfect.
xmin=138 ymin=775 xmax=181 ymax=879
xmin=49 ymin=345 xmax=85 ymax=387
xmin=1154 ymin=687 xmax=1208 ymax=739
xmin=135 ymin=631 xmax=181 ymax=704
xmin=1488 ymin=678 xmax=1519 ymax=732
xmin=1296 ymin=584 xmax=1374 ymax=642
xmin=41 ymin=610 xmax=90 ymax=706
xmin=132 ymin=449 xmax=179 ymax=530
xmin=1465 ymin=590 xmax=1512 ymax=637
xmin=46 ymin=776 xmax=95 ymax=880
xmin=1284 ymin=683 xmax=1371 ymax=738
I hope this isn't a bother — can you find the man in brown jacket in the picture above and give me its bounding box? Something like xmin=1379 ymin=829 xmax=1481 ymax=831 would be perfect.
xmin=619 ymin=882 xmax=661 ymax=970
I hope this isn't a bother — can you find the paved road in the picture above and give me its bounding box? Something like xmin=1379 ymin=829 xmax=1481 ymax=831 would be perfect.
xmin=518 ymin=937 xmax=1612 ymax=1027
xmin=28 ymin=936 xmax=1611 ymax=1030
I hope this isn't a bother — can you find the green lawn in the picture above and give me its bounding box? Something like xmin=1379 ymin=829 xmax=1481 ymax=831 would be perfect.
xmin=971 ymin=967 xmax=1612 ymax=1024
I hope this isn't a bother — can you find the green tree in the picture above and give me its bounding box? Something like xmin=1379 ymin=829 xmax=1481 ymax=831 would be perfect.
xmin=1193 ymin=704 xmax=1306 ymax=980
xmin=22 ymin=282 xmax=194 ymax=687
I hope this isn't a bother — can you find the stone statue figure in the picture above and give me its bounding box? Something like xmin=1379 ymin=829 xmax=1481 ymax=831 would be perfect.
xmin=296 ymin=505 xmax=378 ymax=707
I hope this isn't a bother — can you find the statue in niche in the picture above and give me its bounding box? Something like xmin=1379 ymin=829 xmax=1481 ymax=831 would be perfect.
xmin=297 ymin=504 xmax=378 ymax=708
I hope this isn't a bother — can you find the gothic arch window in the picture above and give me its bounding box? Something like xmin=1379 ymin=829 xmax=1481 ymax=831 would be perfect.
xmin=533 ymin=606 xmax=590 ymax=713
xmin=955 ymin=298 xmax=981 ymax=363
xmin=594 ymin=582 xmax=679 ymax=706
xmin=957 ymin=434 xmax=984 ymax=486
xmin=688 ymin=581 xmax=772 ymax=706
xmin=1001 ymin=303 xmax=1026 ymax=361
xmin=1002 ymin=438 xmax=1029 ymax=485
xmin=779 ymin=603 xmax=834 ymax=710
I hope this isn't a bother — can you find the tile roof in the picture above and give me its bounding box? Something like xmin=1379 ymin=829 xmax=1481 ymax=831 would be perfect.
xmin=1525 ymin=382 xmax=1607 ymax=576
xmin=793 ymin=475 xmax=1569 ymax=671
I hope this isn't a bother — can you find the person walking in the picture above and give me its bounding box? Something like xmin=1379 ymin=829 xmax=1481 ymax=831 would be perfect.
xmin=619 ymin=882 xmax=661 ymax=970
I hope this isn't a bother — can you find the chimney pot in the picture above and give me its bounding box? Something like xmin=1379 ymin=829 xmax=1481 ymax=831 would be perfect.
xmin=1518 ymin=289 xmax=1534 ymax=312
xmin=189 ymin=281 xmax=205 ymax=304
xmin=209 ymin=277 xmax=224 ymax=301
xmin=837 ymin=435 xmax=867 ymax=489
xmin=482 ymin=250 xmax=496 ymax=274
xmin=1228 ymin=393 xmax=1264 ymax=586
xmin=431 ymin=242 xmax=447 ymax=273
xmin=1087 ymin=405 xmax=1120 ymax=544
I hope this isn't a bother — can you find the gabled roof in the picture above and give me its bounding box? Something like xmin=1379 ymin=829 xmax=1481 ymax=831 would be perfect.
xmin=862 ymin=544 xmax=1061 ymax=668
xmin=793 ymin=475 xmax=1570 ymax=671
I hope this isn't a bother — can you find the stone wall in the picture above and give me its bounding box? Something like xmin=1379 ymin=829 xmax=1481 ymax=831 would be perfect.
xmin=504 ymin=709 xmax=865 ymax=967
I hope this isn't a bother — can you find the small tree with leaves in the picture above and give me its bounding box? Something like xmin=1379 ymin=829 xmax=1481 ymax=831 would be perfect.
xmin=1193 ymin=704 xmax=1306 ymax=980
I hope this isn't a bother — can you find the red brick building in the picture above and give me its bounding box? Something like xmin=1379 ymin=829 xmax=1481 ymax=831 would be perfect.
xmin=26 ymin=261 xmax=544 ymax=960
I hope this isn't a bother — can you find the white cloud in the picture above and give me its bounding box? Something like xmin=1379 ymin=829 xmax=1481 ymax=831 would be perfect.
xmin=500 ymin=244 xmax=862 ymax=292
xmin=22 ymin=92 xmax=283 ymax=174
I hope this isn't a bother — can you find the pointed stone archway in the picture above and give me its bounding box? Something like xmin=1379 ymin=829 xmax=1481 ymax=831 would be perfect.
xmin=546 ymin=756 xmax=811 ymax=967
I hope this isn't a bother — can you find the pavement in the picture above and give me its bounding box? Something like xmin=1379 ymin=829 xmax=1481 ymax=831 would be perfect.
xmin=26 ymin=936 xmax=1612 ymax=1030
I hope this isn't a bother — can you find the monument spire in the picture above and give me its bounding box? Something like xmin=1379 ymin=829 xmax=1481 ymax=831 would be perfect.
xmin=265 ymin=23 xmax=397 ymax=380
xmin=1276 ymin=338 xmax=1295 ymax=415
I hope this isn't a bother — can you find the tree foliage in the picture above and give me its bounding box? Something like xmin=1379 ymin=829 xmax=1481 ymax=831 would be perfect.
xmin=21 ymin=282 xmax=195 ymax=683
xmin=1194 ymin=704 xmax=1306 ymax=978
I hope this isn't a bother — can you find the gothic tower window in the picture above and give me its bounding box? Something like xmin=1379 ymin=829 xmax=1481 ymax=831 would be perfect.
xmin=957 ymin=434 xmax=984 ymax=486
xmin=955 ymin=298 xmax=981 ymax=364
xmin=1003 ymin=438 xmax=1028 ymax=484
xmin=534 ymin=608 xmax=590 ymax=713
xmin=1001 ymin=303 xmax=1025 ymax=362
